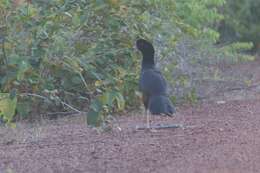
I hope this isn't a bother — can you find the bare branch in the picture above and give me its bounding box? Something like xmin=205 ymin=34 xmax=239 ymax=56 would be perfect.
xmin=135 ymin=124 xmax=183 ymax=130
xmin=20 ymin=93 xmax=82 ymax=113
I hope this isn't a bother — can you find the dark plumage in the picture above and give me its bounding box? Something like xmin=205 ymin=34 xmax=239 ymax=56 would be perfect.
xmin=136 ymin=39 xmax=175 ymax=118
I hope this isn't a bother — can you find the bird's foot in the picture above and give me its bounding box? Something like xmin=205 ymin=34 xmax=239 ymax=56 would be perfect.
xmin=145 ymin=125 xmax=157 ymax=132
xmin=149 ymin=128 xmax=157 ymax=133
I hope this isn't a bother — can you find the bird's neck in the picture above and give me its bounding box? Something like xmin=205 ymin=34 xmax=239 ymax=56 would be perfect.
xmin=141 ymin=54 xmax=155 ymax=69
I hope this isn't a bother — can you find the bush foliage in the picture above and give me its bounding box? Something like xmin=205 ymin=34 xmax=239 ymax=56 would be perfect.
xmin=219 ymin=0 xmax=260 ymax=49
xmin=0 ymin=0 xmax=250 ymax=126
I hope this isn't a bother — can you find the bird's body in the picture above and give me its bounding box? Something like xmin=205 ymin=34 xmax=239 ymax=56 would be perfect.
xmin=136 ymin=39 xmax=175 ymax=128
xmin=140 ymin=69 xmax=175 ymax=115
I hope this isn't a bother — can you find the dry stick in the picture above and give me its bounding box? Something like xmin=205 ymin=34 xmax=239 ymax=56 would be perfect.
xmin=43 ymin=111 xmax=79 ymax=116
xmin=135 ymin=124 xmax=184 ymax=130
xmin=78 ymin=72 xmax=91 ymax=93
xmin=20 ymin=93 xmax=83 ymax=114
xmin=225 ymin=82 xmax=260 ymax=91
xmin=56 ymin=97 xmax=82 ymax=114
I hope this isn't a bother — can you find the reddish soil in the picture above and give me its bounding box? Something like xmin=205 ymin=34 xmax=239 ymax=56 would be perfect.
xmin=1 ymin=99 xmax=260 ymax=173
xmin=1 ymin=56 xmax=260 ymax=173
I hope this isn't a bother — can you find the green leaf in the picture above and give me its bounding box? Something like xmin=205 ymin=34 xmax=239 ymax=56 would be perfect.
xmin=107 ymin=90 xmax=125 ymax=111
xmin=115 ymin=92 xmax=125 ymax=111
xmin=0 ymin=93 xmax=17 ymax=124
xmin=87 ymin=109 xmax=102 ymax=127
xmin=72 ymin=14 xmax=81 ymax=26
xmin=90 ymin=99 xmax=103 ymax=112
xmin=100 ymin=92 xmax=110 ymax=105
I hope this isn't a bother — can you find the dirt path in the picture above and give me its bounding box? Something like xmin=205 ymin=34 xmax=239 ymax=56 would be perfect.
xmin=1 ymin=99 xmax=260 ymax=173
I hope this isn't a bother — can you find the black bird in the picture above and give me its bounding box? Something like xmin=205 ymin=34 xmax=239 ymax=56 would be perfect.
xmin=136 ymin=38 xmax=175 ymax=128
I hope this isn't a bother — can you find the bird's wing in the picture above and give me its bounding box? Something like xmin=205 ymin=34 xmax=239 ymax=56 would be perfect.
xmin=139 ymin=69 xmax=168 ymax=96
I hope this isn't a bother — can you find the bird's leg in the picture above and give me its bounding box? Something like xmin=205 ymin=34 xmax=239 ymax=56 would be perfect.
xmin=146 ymin=110 xmax=150 ymax=129
xmin=146 ymin=111 xmax=157 ymax=132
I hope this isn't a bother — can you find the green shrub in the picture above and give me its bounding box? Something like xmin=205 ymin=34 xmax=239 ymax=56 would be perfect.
xmin=0 ymin=0 xmax=227 ymax=126
xmin=219 ymin=0 xmax=260 ymax=50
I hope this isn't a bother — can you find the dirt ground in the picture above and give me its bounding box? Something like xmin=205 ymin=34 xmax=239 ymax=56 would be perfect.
xmin=1 ymin=57 xmax=260 ymax=173
xmin=1 ymin=98 xmax=260 ymax=173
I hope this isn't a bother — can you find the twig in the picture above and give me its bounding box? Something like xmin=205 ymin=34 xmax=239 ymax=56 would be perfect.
xmin=43 ymin=111 xmax=78 ymax=116
xmin=20 ymin=93 xmax=48 ymax=100
xmin=62 ymin=57 xmax=91 ymax=94
xmin=64 ymin=91 xmax=89 ymax=101
xmin=57 ymin=98 xmax=82 ymax=113
xmin=20 ymin=93 xmax=82 ymax=113
xmin=135 ymin=124 xmax=183 ymax=130
xmin=226 ymin=82 xmax=260 ymax=91
xmin=78 ymin=72 xmax=91 ymax=93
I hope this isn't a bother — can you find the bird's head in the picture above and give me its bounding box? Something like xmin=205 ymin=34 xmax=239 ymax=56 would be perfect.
xmin=136 ymin=39 xmax=155 ymax=56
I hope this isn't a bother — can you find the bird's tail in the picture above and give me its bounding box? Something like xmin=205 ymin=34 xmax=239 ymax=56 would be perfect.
xmin=148 ymin=95 xmax=175 ymax=116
